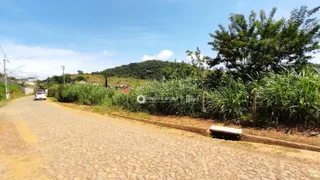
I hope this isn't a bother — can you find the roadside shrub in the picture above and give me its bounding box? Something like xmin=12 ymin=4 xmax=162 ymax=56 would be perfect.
xmin=0 ymin=92 xmax=5 ymax=101
xmin=257 ymin=70 xmax=320 ymax=127
xmin=127 ymin=78 xmax=203 ymax=116
xmin=75 ymin=75 xmax=87 ymax=82
xmin=206 ymin=78 xmax=250 ymax=122
xmin=111 ymin=92 xmax=127 ymax=106
xmin=58 ymin=84 xmax=115 ymax=105
xmin=48 ymin=84 xmax=60 ymax=98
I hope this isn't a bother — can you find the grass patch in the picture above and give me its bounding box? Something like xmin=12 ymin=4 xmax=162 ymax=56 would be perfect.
xmin=49 ymin=97 xmax=58 ymax=102
xmin=0 ymin=82 xmax=24 ymax=104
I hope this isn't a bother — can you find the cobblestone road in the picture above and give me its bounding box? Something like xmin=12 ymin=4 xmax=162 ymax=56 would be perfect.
xmin=0 ymin=96 xmax=319 ymax=180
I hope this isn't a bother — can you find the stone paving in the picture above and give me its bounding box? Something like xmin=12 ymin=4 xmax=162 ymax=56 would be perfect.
xmin=0 ymin=96 xmax=319 ymax=180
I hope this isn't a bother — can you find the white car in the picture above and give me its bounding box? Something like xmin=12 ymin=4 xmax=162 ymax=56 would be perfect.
xmin=34 ymin=92 xmax=47 ymax=100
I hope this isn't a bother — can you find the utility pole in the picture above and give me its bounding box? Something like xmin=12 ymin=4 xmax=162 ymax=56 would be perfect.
xmin=3 ymin=59 xmax=10 ymax=99
xmin=61 ymin=65 xmax=65 ymax=85
xmin=1 ymin=45 xmax=10 ymax=100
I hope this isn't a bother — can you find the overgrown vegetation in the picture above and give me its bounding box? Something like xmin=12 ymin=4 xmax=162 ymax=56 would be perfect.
xmin=48 ymin=5 xmax=320 ymax=129
xmin=256 ymin=69 xmax=320 ymax=127
xmin=0 ymin=82 xmax=24 ymax=101
xmin=58 ymin=84 xmax=114 ymax=105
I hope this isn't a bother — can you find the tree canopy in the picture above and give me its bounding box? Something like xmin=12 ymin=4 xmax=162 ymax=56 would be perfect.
xmin=207 ymin=5 xmax=320 ymax=79
xmin=47 ymin=74 xmax=73 ymax=84
xmin=77 ymin=70 xmax=84 ymax=74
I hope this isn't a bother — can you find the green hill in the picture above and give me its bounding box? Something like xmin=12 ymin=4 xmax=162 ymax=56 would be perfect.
xmin=97 ymin=60 xmax=196 ymax=80
xmin=97 ymin=60 xmax=169 ymax=79
xmin=44 ymin=60 xmax=197 ymax=87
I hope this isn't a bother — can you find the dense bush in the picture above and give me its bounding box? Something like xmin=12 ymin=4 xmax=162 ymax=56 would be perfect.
xmin=75 ymin=75 xmax=87 ymax=82
xmin=111 ymin=92 xmax=127 ymax=106
xmin=58 ymin=84 xmax=115 ymax=105
xmin=257 ymin=70 xmax=320 ymax=127
xmin=48 ymin=84 xmax=60 ymax=98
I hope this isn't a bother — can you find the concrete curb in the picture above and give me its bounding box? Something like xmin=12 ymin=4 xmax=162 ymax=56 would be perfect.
xmin=242 ymin=133 xmax=320 ymax=152
xmin=108 ymin=113 xmax=210 ymax=136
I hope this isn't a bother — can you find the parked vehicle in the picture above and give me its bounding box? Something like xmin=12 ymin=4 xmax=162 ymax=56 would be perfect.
xmin=34 ymin=92 xmax=47 ymax=100
xmin=37 ymin=89 xmax=45 ymax=94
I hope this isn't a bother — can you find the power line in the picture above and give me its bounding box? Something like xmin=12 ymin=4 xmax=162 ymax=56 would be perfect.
xmin=0 ymin=45 xmax=8 ymax=60
xmin=3 ymin=59 xmax=10 ymax=99
xmin=0 ymin=45 xmax=7 ymax=71
xmin=19 ymin=66 xmax=62 ymax=74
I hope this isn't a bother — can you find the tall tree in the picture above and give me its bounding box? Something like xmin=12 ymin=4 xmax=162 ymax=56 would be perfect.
xmin=77 ymin=70 xmax=84 ymax=74
xmin=207 ymin=6 xmax=320 ymax=79
xmin=161 ymin=60 xmax=198 ymax=80
xmin=186 ymin=47 xmax=207 ymax=77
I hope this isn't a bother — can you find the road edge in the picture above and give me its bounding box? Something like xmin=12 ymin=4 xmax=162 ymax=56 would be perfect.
xmin=47 ymin=99 xmax=320 ymax=153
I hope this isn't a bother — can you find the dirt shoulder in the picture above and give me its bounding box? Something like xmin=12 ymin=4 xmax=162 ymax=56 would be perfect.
xmin=50 ymin=99 xmax=320 ymax=148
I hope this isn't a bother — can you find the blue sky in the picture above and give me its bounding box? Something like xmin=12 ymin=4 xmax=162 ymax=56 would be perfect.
xmin=0 ymin=0 xmax=319 ymax=79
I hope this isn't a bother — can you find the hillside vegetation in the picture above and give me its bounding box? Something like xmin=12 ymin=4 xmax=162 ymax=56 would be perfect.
xmin=70 ymin=74 xmax=152 ymax=87
xmin=99 ymin=60 xmax=169 ymax=79
xmin=0 ymin=82 xmax=24 ymax=101
xmin=97 ymin=60 xmax=197 ymax=80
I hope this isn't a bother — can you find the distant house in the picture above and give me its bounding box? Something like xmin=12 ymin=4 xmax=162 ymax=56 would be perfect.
xmin=27 ymin=77 xmax=36 ymax=82
xmin=17 ymin=77 xmax=37 ymax=86
xmin=119 ymin=84 xmax=131 ymax=93
xmin=23 ymin=87 xmax=34 ymax=95
xmin=17 ymin=78 xmax=28 ymax=84
xmin=24 ymin=81 xmax=36 ymax=86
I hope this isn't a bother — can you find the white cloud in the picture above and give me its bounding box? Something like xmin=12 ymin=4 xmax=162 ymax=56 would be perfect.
xmin=102 ymin=50 xmax=117 ymax=56
xmin=142 ymin=50 xmax=173 ymax=61
xmin=1 ymin=43 xmax=117 ymax=80
xmin=310 ymin=52 xmax=320 ymax=64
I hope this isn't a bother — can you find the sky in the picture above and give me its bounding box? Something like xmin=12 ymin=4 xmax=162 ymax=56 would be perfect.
xmin=0 ymin=0 xmax=319 ymax=79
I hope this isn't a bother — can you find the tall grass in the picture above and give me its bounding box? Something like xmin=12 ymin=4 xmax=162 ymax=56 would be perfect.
xmin=126 ymin=78 xmax=203 ymax=115
xmin=58 ymin=84 xmax=115 ymax=105
xmin=54 ymin=69 xmax=320 ymax=127
xmin=0 ymin=82 xmax=24 ymax=101
xmin=206 ymin=78 xmax=250 ymax=122
xmin=257 ymin=70 xmax=320 ymax=127
xmin=48 ymin=84 xmax=60 ymax=98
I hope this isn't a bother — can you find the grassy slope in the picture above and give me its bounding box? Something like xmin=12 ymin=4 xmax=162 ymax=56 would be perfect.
xmin=0 ymin=82 xmax=24 ymax=102
xmin=70 ymin=74 xmax=152 ymax=87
